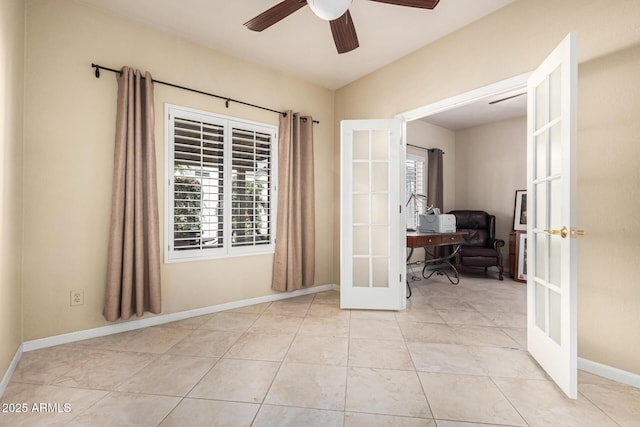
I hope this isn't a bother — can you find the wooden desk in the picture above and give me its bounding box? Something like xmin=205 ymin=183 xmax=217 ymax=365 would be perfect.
xmin=407 ymin=231 xmax=467 ymax=248
xmin=406 ymin=231 xmax=467 ymax=297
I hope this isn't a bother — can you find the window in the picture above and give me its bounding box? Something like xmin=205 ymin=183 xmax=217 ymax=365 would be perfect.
xmin=166 ymin=105 xmax=277 ymax=261
xmin=406 ymin=154 xmax=426 ymax=230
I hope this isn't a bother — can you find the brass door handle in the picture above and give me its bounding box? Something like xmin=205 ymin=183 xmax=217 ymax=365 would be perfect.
xmin=570 ymin=227 xmax=585 ymax=239
xmin=544 ymin=226 xmax=568 ymax=238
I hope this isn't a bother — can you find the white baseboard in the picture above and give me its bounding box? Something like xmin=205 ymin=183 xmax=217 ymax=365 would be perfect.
xmin=22 ymin=284 xmax=338 ymax=353
xmin=579 ymin=357 xmax=640 ymax=389
xmin=0 ymin=343 xmax=23 ymax=399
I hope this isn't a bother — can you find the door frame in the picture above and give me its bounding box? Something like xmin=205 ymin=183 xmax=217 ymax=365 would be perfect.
xmin=397 ymin=72 xmax=532 ymax=123
xmin=396 ymin=71 xmax=531 ymax=298
xmin=395 ymin=70 xmax=582 ymax=395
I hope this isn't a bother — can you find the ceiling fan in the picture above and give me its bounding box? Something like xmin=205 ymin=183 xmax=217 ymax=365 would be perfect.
xmin=244 ymin=0 xmax=440 ymax=54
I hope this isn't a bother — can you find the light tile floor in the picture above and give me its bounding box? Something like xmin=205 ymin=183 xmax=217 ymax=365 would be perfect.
xmin=2 ymin=274 xmax=639 ymax=426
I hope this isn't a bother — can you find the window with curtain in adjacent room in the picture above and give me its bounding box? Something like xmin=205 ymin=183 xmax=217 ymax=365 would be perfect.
xmin=165 ymin=104 xmax=277 ymax=262
xmin=406 ymin=154 xmax=426 ymax=231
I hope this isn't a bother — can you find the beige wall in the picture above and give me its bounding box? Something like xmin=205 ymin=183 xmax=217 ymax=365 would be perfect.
xmin=0 ymin=0 xmax=25 ymax=378
xmin=22 ymin=0 xmax=335 ymax=341
xmin=455 ymin=117 xmax=527 ymax=247
xmin=577 ymin=44 xmax=640 ymax=374
xmin=335 ymin=0 xmax=640 ymax=374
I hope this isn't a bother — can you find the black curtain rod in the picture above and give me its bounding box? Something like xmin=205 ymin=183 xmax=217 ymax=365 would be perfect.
xmin=407 ymin=143 xmax=445 ymax=155
xmin=91 ymin=63 xmax=319 ymax=124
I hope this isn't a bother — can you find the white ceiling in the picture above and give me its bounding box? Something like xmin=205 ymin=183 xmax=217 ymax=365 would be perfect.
xmin=423 ymin=90 xmax=527 ymax=131
xmin=79 ymin=0 xmax=515 ymax=90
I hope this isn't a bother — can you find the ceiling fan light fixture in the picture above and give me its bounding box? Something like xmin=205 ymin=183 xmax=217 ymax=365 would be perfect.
xmin=307 ymin=0 xmax=353 ymax=21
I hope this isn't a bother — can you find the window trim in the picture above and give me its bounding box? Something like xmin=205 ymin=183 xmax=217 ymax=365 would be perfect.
xmin=164 ymin=104 xmax=278 ymax=263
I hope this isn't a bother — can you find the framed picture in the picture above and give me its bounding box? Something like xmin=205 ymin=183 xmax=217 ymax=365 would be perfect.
xmin=516 ymin=232 xmax=528 ymax=282
xmin=513 ymin=190 xmax=527 ymax=231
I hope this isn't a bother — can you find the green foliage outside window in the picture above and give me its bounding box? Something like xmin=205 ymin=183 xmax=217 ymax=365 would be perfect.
xmin=174 ymin=175 xmax=202 ymax=232
xmin=232 ymin=172 xmax=268 ymax=244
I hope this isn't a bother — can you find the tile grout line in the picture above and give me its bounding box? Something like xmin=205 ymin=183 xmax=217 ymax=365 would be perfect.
xmin=577 ymin=389 xmax=623 ymax=427
xmin=158 ymin=302 xmax=271 ymax=425
xmin=487 ymin=375 xmax=531 ymax=427
xmin=400 ymin=307 xmax=437 ymax=423
xmin=342 ymin=307 xmax=352 ymax=424
xmin=249 ymin=295 xmax=314 ymax=425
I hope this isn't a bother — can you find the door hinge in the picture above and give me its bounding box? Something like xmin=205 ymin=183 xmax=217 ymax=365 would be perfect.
xmin=399 ymin=205 xmax=402 ymax=214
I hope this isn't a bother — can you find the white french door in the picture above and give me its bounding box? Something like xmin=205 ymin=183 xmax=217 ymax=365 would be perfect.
xmin=340 ymin=119 xmax=405 ymax=310
xmin=527 ymin=33 xmax=581 ymax=399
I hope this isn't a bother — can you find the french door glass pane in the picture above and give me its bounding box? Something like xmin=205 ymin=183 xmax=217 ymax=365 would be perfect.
xmin=353 ymin=131 xmax=369 ymax=160
xmin=371 ymin=226 xmax=389 ymax=257
xmin=372 ymin=258 xmax=389 ymax=287
xmin=536 ymin=132 xmax=546 ymax=179
xmin=372 ymin=194 xmax=389 ymax=225
xmin=353 ymin=163 xmax=369 ymax=192
xmin=353 ymin=195 xmax=369 ymax=224
xmin=535 ymin=283 xmax=546 ymax=331
xmin=371 ymin=163 xmax=389 ymax=192
xmin=549 ymin=66 xmax=562 ymax=121
xmin=353 ymin=258 xmax=369 ymax=287
xmin=549 ymin=289 xmax=562 ymax=344
xmin=535 ymin=182 xmax=547 ymax=229
xmin=550 ymin=123 xmax=562 ymax=175
xmin=535 ymin=232 xmax=546 ymax=280
xmin=550 ymin=235 xmax=562 ymax=288
xmin=535 ymin=81 xmax=546 ymax=130
xmin=550 ymin=179 xmax=562 ymax=229
xmin=371 ymin=130 xmax=389 ymax=160
xmin=353 ymin=226 xmax=369 ymax=255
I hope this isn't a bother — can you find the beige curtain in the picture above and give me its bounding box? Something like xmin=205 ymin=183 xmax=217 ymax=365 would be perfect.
xmin=427 ymin=148 xmax=445 ymax=259
xmin=427 ymin=148 xmax=444 ymax=212
xmin=103 ymin=67 xmax=161 ymax=321
xmin=272 ymin=112 xmax=315 ymax=291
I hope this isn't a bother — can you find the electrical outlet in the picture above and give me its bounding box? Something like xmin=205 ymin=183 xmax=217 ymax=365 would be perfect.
xmin=70 ymin=289 xmax=84 ymax=306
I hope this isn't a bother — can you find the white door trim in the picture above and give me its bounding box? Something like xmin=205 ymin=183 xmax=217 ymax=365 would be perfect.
xmin=397 ymin=72 xmax=532 ymax=122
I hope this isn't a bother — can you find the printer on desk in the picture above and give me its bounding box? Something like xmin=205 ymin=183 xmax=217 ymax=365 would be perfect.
xmin=418 ymin=209 xmax=456 ymax=233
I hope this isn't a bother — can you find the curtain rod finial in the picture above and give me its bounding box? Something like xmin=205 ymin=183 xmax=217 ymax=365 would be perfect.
xmin=93 ymin=64 xmax=100 ymax=78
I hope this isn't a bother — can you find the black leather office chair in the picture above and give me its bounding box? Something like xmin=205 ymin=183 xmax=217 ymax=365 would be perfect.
xmin=448 ymin=210 xmax=505 ymax=280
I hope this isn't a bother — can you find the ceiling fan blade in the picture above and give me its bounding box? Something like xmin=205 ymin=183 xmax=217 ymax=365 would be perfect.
xmin=244 ymin=0 xmax=307 ymax=32
xmin=367 ymin=0 xmax=440 ymax=9
xmin=330 ymin=10 xmax=359 ymax=54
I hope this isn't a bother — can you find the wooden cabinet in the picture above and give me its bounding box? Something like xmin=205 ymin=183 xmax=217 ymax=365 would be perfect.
xmin=509 ymin=232 xmax=517 ymax=278
xmin=509 ymin=231 xmax=526 ymax=283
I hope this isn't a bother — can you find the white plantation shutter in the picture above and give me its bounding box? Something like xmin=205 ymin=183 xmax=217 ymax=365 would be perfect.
xmin=231 ymin=127 xmax=273 ymax=247
xmin=166 ymin=105 xmax=277 ymax=262
xmin=172 ymin=116 xmax=225 ymax=253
